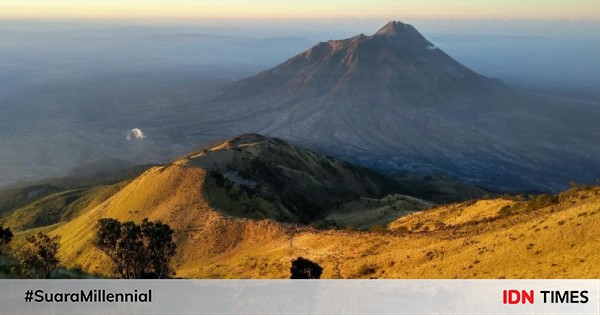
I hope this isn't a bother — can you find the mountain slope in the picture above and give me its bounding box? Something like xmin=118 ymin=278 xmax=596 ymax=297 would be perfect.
xmin=193 ymin=21 xmax=600 ymax=192
xmin=1 ymin=183 xmax=127 ymax=232
xmin=48 ymin=162 xmax=600 ymax=278
xmin=0 ymin=164 xmax=153 ymax=218
xmin=178 ymin=134 xmax=431 ymax=223
xmin=50 ymin=161 xmax=296 ymax=277
xmin=8 ymin=135 xmax=597 ymax=278
xmin=221 ymin=21 xmax=508 ymax=109
xmin=1 ymin=134 xmax=485 ymax=235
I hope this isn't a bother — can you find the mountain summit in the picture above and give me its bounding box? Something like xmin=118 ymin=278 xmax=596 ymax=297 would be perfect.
xmin=375 ymin=21 xmax=415 ymax=35
xmin=221 ymin=21 xmax=504 ymax=106
xmin=374 ymin=21 xmax=433 ymax=46
xmin=201 ymin=22 xmax=600 ymax=192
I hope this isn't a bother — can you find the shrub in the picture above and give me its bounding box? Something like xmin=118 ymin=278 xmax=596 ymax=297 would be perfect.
xmin=15 ymin=233 xmax=60 ymax=279
xmin=394 ymin=226 xmax=409 ymax=235
xmin=527 ymin=194 xmax=558 ymax=211
xmin=94 ymin=218 xmax=176 ymax=279
xmin=357 ymin=264 xmax=377 ymax=276
xmin=498 ymin=205 xmax=512 ymax=216
xmin=434 ymin=221 xmax=447 ymax=230
xmin=412 ymin=222 xmax=424 ymax=231
xmin=514 ymin=194 xmax=527 ymax=202
xmin=0 ymin=226 xmax=13 ymax=255
xmin=290 ymin=257 xmax=323 ymax=279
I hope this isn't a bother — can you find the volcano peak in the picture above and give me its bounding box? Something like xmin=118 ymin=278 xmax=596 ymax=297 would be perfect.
xmin=375 ymin=21 xmax=410 ymax=36
xmin=374 ymin=21 xmax=432 ymax=47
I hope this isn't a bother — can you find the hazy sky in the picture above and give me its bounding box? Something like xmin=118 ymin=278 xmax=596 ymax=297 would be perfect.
xmin=2 ymin=0 xmax=600 ymax=20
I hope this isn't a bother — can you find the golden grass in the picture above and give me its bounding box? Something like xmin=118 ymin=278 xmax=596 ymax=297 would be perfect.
xmin=2 ymin=182 xmax=128 ymax=232
xmin=47 ymin=162 xmax=600 ymax=279
xmin=9 ymin=223 xmax=64 ymax=249
xmin=320 ymin=194 xmax=434 ymax=229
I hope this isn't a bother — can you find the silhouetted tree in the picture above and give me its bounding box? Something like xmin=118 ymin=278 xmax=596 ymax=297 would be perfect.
xmin=93 ymin=218 xmax=176 ymax=279
xmin=140 ymin=219 xmax=176 ymax=279
xmin=16 ymin=233 xmax=60 ymax=278
xmin=290 ymin=257 xmax=323 ymax=279
xmin=0 ymin=226 xmax=13 ymax=255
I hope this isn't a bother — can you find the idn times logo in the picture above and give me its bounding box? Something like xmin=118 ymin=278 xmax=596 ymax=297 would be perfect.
xmin=503 ymin=290 xmax=589 ymax=305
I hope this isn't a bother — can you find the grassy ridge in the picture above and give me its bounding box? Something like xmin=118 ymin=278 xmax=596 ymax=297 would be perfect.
xmin=5 ymin=137 xmax=597 ymax=279
xmin=1 ymin=182 xmax=128 ymax=232
xmin=0 ymin=164 xmax=153 ymax=218
xmin=45 ymin=159 xmax=600 ymax=278
xmin=185 ymin=134 xmax=421 ymax=224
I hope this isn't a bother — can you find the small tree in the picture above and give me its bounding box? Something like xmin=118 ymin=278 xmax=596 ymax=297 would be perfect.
xmin=140 ymin=219 xmax=176 ymax=279
xmin=93 ymin=218 xmax=176 ymax=279
xmin=290 ymin=257 xmax=323 ymax=279
xmin=0 ymin=226 xmax=13 ymax=255
xmin=117 ymin=221 xmax=146 ymax=279
xmin=16 ymin=233 xmax=60 ymax=279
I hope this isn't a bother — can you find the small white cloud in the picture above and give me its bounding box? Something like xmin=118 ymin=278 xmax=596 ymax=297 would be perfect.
xmin=126 ymin=128 xmax=146 ymax=141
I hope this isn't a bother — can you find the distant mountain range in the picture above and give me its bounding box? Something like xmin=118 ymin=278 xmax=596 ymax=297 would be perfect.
xmin=194 ymin=21 xmax=600 ymax=192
